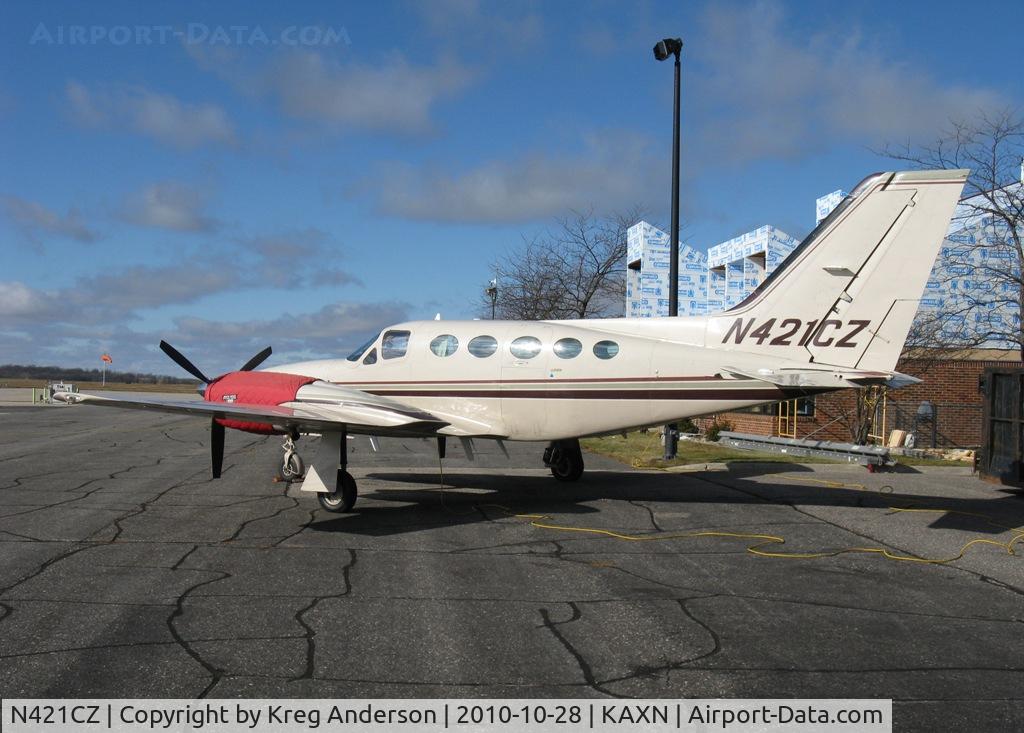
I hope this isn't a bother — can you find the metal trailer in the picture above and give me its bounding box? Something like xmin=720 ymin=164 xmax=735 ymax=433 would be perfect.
xmin=718 ymin=431 xmax=893 ymax=469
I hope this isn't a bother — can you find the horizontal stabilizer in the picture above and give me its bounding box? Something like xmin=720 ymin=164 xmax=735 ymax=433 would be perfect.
xmin=722 ymin=366 xmax=920 ymax=390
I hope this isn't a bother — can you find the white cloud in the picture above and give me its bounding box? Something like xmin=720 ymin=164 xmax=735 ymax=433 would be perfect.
xmin=173 ymin=301 xmax=409 ymax=350
xmin=415 ymin=0 xmax=543 ymax=51
xmin=233 ymin=228 xmax=364 ymax=289
xmin=0 ymin=263 xmax=236 ymax=328
xmin=359 ymin=131 xmax=662 ymax=223
xmin=1 ymin=195 xmax=98 ymax=245
xmin=66 ymin=81 xmax=235 ymax=149
xmin=260 ymin=52 xmax=476 ymax=135
xmin=120 ymin=181 xmax=220 ymax=233
xmin=0 ymin=281 xmax=49 ymax=318
xmin=0 ymin=230 xmax=363 ymax=331
xmin=0 ymin=298 xmax=410 ymax=375
xmin=187 ymin=45 xmax=476 ymax=136
xmin=691 ymin=1 xmax=1007 ymax=164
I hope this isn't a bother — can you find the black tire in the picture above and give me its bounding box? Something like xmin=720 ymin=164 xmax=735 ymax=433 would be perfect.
xmin=277 ymin=452 xmax=305 ymax=482
xmin=317 ymin=470 xmax=357 ymax=513
xmin=550 ymin=441 xmax=584 ymax=482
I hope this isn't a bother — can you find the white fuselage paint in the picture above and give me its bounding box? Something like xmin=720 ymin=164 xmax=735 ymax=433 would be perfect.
xmin=269 ymin=317 xmax=814 ymax=442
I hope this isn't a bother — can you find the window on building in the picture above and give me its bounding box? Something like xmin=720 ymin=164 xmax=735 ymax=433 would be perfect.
xmin=510 ymin=336 xmax=542 ymax=359
xmin=430 ymin=334 xmax=459 ymax=357
xmin=468 ymin=335 xmax=498 ymax=358
xmin=381 ymin=330 xmax=410 ymax=360
xmin=593 ymin=340 xmax=620 ymax=360
xmin=553 ymin=337 xmax=583 ymax=359
xmin=362 ymin=348 xmax=377 ymax=365
xmin=794 ymin=397 xmax=816 ymax=417
xmin=743 ymin=397 xmax=815 ymax=417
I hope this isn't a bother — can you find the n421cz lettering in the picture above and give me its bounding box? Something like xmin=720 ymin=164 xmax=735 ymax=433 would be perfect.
xmin=722 ymin=318 xmax=870 ymax=348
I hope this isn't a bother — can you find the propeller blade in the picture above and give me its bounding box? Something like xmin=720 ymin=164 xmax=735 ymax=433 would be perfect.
xmin=211 ymin=418 xmax=224 ymax=479
xmin=239 ymin=346 xmax=272 ymax=372
xmin=159 ymin=341 xmax=211 ymax=384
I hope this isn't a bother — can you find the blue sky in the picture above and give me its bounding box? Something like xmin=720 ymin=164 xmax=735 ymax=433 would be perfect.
xmin=1 ymin=0 xmax=1021 ymax=374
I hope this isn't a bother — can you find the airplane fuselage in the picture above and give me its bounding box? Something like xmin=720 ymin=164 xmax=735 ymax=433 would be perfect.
xmin=269 ymin=317 xmax=820 ymax=441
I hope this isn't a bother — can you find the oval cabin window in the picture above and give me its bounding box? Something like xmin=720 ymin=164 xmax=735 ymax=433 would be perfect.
xmin=468 ymin=335 xmax=498 ymax=358
xmin=510 ymin=336 xmax=542 ymax=359
xmin=430 ymin=334 xmax=459 ymax=357
xmin=553 ymin=337 xmax=582 ymax=359
xmin=593 ymin=340 xmax=620 ymax=360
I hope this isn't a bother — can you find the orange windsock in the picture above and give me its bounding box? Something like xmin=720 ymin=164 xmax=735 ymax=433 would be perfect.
xmin=101 ymin=354 xmax=112 ymax=364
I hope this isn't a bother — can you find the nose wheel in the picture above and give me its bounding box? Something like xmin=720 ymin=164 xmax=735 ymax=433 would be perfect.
xmin=277 ymin=436 xmax=305 ymax=482
xmin=317 ymin=469 xmax=357 ymax=513
xmin=545 ymin=438 xmax=584 ymax=482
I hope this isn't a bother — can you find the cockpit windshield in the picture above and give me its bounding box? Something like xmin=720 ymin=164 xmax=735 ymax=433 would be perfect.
xmin=346 ymin=331 xmax=381 ymax=362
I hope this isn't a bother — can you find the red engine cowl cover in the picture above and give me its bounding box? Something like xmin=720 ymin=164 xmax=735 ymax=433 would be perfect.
xmin=205 ymin=371 xmax=317 ymax=434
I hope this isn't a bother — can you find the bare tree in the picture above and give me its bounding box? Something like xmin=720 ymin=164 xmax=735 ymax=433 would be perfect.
xmin=883 ymin=109 xmax=1024 ymax=357
xmin=482 ymin=206 xmax=646 ymax=320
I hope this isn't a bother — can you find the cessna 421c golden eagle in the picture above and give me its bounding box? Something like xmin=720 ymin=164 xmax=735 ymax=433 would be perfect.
xmin=57 ymin=169 xmax=968 ymax=512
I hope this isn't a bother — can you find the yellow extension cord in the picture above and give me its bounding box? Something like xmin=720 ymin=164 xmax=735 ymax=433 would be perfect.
xmin=436 ymin=453 xmax=1024 ymax=565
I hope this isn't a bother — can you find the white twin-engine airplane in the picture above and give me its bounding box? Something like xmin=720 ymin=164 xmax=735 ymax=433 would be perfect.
xmin=57 ymin=169 xmax=968 ymax=513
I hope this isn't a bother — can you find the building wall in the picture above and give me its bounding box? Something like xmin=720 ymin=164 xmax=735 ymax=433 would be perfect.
xmin=626 ymin=222 xmax=797 ymax=317
xmin=695 ymin=355 xmax=1019 ymax=448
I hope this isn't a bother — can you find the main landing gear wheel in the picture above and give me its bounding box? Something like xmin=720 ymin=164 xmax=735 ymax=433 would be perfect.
xmin=317 ymin=469 xmax=357 ymax=513
xmin=546 ymin=439 xmax=584 ymax=482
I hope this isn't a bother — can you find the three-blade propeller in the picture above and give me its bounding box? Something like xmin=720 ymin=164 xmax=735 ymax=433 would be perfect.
xmin=159 ymin=340 xmax=273 ymax=479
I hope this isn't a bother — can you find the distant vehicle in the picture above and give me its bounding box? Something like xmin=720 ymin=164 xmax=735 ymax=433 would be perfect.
xmin=56 ymin=170 xmax=968 ymax=513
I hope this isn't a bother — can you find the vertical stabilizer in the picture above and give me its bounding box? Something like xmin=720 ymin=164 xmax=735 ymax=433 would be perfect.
xmin=706 ymin=169 xmax=968 ymax=371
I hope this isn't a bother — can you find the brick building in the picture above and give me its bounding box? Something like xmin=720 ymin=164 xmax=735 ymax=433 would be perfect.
xmin=696 ymin=349 xmax=1021 ymax=448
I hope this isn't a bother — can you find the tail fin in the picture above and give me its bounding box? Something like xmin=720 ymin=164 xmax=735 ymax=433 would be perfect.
xmin=708 ymin=169 xmax=968 ymax=371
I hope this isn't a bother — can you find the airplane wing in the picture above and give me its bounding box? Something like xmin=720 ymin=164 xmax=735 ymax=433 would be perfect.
xmin=54 ymin=387 xmax=449 ymax=437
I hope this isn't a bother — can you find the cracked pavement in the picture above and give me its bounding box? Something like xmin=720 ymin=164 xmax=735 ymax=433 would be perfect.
xmin=1 ymin=407 xmax=1023 ymax=730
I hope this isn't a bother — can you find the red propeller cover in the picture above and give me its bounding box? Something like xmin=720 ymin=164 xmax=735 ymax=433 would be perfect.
xmin=205 ymin=371 xmax=317 ymax=434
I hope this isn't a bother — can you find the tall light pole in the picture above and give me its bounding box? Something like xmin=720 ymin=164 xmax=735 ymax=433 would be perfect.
xmin=486 ymin=278 xmax=498 ymax=319
xmin=654 ymin=37 xmax=683 ymax=460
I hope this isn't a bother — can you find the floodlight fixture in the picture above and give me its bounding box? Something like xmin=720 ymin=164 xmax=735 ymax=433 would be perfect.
xmin=652 ymin=37 xmax=682 ymax=61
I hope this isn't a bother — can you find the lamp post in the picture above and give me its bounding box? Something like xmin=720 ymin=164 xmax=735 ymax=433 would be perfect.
xmin=486 ymin=278 xmax=498 ymax=319
xmin=654 ymin=36 xmax=683 ymax=460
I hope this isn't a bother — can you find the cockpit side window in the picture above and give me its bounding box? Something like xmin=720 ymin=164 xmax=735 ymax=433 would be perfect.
xmin=382 ymin=330 xmax=411 ymax=360
xmin=362 ymin=348 xmax=377 ymax=365
xmin=346 ymin=331 xmax=381 ymax=362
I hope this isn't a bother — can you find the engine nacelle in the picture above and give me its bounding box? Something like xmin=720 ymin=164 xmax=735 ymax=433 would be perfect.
xmin=205 ymin=371 xmax=317 ymax=434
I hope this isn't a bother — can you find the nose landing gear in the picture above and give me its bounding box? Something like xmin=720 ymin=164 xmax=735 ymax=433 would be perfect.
xmin=544 ymin=438 xmax=584 ymax=482
xmin=277 ymin=435 xmax=305 ymax=482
